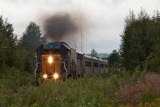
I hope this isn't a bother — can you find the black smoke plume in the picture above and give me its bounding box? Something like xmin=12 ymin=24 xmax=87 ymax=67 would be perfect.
xmin=43 ymin=12 xmax=80 ymax=41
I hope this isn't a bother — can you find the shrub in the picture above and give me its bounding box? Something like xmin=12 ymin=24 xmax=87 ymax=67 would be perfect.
xmin=114 ymin=73 xmax=160 ymax=105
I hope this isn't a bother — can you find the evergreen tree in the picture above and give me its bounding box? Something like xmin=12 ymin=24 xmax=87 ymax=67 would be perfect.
xmin=0 ymin=16 xmax=17 ymax=68
xmin=0 ymin=16 xmax=16 ymax=48
xmin=120 ymin=9 xmax=160 ymax=71
xmin=20 ymin=22 xmax=42 ymax=50
xmin=41 ymin=35 xmax=47 ymax=44
xmin=107 ymin=50 xmax=120 ymax=66
xmin=90 ymin=49 xmax=98 ymax=58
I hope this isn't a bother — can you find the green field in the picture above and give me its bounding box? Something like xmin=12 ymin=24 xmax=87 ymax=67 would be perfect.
xmin=1 ymin=67 xmax=160 ymax=107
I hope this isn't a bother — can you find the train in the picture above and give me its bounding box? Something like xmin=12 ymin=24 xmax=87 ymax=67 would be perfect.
xmin=35 ymin=42 xmax=108 ymax=80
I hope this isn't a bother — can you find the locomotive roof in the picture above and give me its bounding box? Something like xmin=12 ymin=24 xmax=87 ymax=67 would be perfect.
xmin=36 ymin=42 xmax=71 ymax=51
xmin=76 ymin=50 xmax=83 ymax=54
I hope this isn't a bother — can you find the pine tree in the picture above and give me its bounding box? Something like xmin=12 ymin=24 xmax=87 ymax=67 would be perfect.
xmin=90 ymin=49 xmax=98 ymax=58
xmin=20 ymin=22 xmax=42 ymax=50
xmin=107 ymin=50 xmax=120 ymax=66
xmin=0 ymin=16 xmax=17 ymax=68
xmin=120 ymin=9 xmax=159 ymax=71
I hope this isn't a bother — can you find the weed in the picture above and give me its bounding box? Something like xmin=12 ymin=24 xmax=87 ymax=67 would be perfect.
xmin=1 ymin=67 xmax=160 ymax=106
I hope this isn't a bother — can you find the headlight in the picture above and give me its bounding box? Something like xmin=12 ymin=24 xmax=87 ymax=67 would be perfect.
xmin=48 ymin=56 xmax=53 ymax=63
xmin=43 ymin=74 xmax=47 ymax=79
xmin=53 ymin=73 xmax=59 ymax=79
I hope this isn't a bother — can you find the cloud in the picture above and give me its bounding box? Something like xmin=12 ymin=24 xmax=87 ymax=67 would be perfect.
xmin=0 ymin=0 xmax=159 ymax=53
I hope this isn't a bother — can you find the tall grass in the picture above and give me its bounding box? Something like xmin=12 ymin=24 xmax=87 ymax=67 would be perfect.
xmin=115 ymin=72 xmax=160 ymax=106
xmin=0 ymin=67 xmax=160 ymax=106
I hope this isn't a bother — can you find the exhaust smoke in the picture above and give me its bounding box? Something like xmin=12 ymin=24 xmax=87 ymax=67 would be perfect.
xmin=43 ymin=12 xmax=82 ymax=41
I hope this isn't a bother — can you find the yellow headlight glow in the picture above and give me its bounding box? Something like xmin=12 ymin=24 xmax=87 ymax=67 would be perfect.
xmin=53 ymin=73 xmax=59 ymax=79
xmin=48 ymin=56 xmax=52 ymax=63
xmin=43 ymin=74 xmax=47 ymax=79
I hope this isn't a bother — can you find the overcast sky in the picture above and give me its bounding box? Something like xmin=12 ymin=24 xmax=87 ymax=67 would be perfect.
xmin=0 ymin=0 xmax=159 ymax=53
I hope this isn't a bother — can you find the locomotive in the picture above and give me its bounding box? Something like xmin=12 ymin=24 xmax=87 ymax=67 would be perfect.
xmin=35 ymin=42 xmax=108 ymax=80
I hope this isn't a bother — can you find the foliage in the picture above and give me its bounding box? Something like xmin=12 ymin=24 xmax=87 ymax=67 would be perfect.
xmin=0 ymin=67 xmax=113 ymax=107
xmin=107 ymin=50 xmax=120 ymax=66
xmin=150 ymin=44 xmax=160 ymax=72
xmin=0 ymin=16 xmax=17 ymax=69
xmin=114 ymin=72 xmax=160 ymax=106
xmin=0 ymin=16 xmax=17 ymax=48
xmin=19 ymin=22 xmax=46 ymax=51
xmin=90 ymin=49 xmax=98 ymax=58
xmin=1 ymin=67 xmax=160 ymax=107
xmin=0 ymin=17 xmax=36 ymax=73
xmin=120 ymin=9 xmax=160 ymax=71
xmin=41 ymin=35 xmax=47 ymax=44
xmin=1 ymin=9 xmax=160 ymax=106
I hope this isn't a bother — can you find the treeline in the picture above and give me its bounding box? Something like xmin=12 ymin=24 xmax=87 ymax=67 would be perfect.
xmin=1 ymin=9 xmax=160 ymax=73
xmin=0 ymin=16 xmax=47 ymax=73
xmin=120 ymin=9 xmax=160 ymax=72
xmin=106 ymin=9 xmax=160 ymax=73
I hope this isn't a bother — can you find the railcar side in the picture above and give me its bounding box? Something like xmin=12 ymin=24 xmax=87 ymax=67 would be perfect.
xmin=72 ymin=51 xmax=108 ymax=76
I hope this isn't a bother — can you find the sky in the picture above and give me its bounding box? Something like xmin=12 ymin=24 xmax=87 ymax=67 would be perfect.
xmin=0 ymin=0 xmax=159 ymax=54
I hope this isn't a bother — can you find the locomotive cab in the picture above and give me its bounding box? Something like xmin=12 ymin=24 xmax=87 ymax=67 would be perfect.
xmin=35 ymin=42 xmax=70 ymax=80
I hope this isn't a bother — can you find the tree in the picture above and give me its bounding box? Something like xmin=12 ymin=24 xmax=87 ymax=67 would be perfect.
xmin=41 ymin=35 xmax=47 ymax=44
xmin=0 ymin=16 xmax=16 ymax=48
xmin=90 ymin=49 xmax=98 ymax=58
xmin=107 ymin=50 xmax=120 ymax=66
xmin=150 ymin=44 xmax=160 ymax=72
xmin=0 ymin=17 xmax=37 ymax=72
xmin=120 ymin=9 xmax=160 ymax=71
xmin=0 ymin=16 xmax=17 ymax=68
xmin=20 ymin=22 xmax=43 ymax=50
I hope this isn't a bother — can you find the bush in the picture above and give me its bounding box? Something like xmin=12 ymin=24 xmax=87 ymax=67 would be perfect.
xmin=1 ymin=66 xmax=160 ymax=106
xmin=141 ymin=91 xmax=156 ymax=103
xmin=0 ymin=67 xmax=35 ymax=85
xmin=114 ymin=73 xmax=160 ymax=105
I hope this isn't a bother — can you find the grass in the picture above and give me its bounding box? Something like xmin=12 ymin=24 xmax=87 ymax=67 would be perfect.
xmin=0 ymin=67 xmax=160 ymax=107
xmin=114 ymin=72 xmax=160 ymax=106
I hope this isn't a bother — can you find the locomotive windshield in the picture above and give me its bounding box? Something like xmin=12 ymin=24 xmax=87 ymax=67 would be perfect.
xmin=39 ymin=49 xmax=60 ymax=55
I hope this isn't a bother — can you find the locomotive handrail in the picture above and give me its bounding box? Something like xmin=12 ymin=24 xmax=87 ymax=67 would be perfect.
xmin=61 ymin=59 xmax=68 ymax=79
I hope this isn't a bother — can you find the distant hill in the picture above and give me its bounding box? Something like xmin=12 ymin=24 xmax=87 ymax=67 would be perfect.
xmin=97 ymin=53 xmax=109 ymax=59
